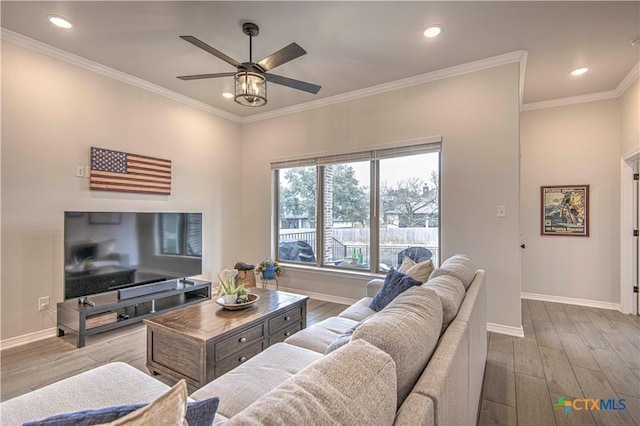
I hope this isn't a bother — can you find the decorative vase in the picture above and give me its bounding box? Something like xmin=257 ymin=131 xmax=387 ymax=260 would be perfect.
xmin=262 ymin=265 xmax=277 ymax=279
xmin=223 ymin=294 xmax=237 ymax=304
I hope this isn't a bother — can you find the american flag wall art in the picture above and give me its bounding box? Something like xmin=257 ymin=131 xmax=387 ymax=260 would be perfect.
xmin=90 ymin=147 xmax=172 ymax=195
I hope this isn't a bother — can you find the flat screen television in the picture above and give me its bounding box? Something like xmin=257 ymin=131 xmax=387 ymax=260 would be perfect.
xmin=64 ymin=212 xmax=202 ymax=300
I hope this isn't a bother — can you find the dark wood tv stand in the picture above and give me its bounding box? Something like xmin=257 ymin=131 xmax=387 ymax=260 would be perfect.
xmin=57 ymin=278 xmax=212 ymax=348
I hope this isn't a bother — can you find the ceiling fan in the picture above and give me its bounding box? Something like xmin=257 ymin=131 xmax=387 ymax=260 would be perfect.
xmin=177 ymin=22 xmax=321 ymax=107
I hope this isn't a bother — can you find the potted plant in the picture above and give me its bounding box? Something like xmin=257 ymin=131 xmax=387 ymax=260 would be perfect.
xmin=217 ymin=269 xmax=248 ymax=304
xmin=256 ymin=258 xmax=282 ymax=279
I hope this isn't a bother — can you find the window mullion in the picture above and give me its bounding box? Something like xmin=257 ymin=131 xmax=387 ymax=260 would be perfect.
xmin=370 ymin=160 xmax=380 ymax=273
xmin=316 ymin=165 xmax=324 ymax=267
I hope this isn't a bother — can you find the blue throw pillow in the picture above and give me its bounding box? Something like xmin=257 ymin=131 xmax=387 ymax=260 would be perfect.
xmin=23 ymin=397 xmax=219 ymax=426
xmin=369 ymin=269 xmax=422 ymax=312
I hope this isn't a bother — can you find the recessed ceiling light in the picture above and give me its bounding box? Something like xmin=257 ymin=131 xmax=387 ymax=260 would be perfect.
xmin=47 ymin=14 xmax=73 ymax=29
xmin=222 ymin=92 xmax=233 ymax=99
xmin=570 ymin=67 xmax=589 ymax=76
xmin=423 ymin=25 xmax=442 ymax=38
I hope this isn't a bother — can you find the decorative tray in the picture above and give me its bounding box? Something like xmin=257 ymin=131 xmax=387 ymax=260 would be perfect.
xmin=216 ymin=293 xmax=260 ymax=310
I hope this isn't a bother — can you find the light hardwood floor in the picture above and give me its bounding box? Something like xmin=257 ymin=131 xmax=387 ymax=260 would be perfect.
xmin=2 ymin=297 xmax=639 ymax=426
xmin=479 ymin=299 xmax=640 ymax=426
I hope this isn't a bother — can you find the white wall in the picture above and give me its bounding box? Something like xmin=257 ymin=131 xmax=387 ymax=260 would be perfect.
xmin=241 ymin=63 xmax=522 ymax=329
xmin=1 ymin=41 xmax=243 ymax=340
xmin=620 ymin=77 xmax=639 ymax=157
xmin=520 ymin=99 xmax=621 ymax=304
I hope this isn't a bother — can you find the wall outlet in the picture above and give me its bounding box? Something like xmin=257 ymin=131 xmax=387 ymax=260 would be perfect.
xmin=76 ymin=166 xmax=85 ymax=178
xmin=38 ymin=296 xmax=50 ymax=311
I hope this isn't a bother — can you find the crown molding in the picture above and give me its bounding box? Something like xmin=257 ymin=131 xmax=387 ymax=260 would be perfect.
xmin=520 ymin=90 xmax=619 ymax=111
xmin=615 ymin=60 xmax=640 ymax=96
xmin=521 ymin=60 xmax=639 ymax=112
xmin=1 ymin=28 xmax=243 ymax=123
xmin=242 ymin=50 xmax=528 ymax=124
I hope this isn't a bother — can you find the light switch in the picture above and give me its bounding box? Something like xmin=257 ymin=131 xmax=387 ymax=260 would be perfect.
xmin=497 ymin=205 xmax=507 ymax=218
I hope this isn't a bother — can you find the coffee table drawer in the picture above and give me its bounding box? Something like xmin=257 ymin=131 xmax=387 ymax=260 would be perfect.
xmin=215 ymin=340 xmax=264 ymax=377
xmin=215 ymin=323 xmax=265 ymax=361
xmin=270 ymin=320 xmax=303 ymax=345
xmin=269 ymin=306 xmax=303 ymax=333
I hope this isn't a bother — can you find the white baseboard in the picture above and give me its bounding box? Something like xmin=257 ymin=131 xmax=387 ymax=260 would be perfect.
xmin=487 ymin=322 xmax=524 ymax=337
xmin=1 ymin=327 xmax=57 ymax=351
xmin=264 ymin=284 xmax=358 ymax=306
xmin=521 ymin=292 xmax=620 ymax=311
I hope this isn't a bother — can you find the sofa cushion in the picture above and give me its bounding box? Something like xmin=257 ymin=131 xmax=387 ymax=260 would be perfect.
xmin=423 ymin=275 xmax=466 ymax=332
xmin=338 ymin=297 xmax=375 ymax=322
xmin=430 ymin=254 xmax=476 ymax=289
xmin=226 ymin=340 xmax=397 ymax=426
xmin=190 ymin=342 xmax=321 ymax=417
xmin=284 ymin=316 xmax=358 ymax=353
xmin=369 ymin=269 xmax=422 ymax=312
xmin=353 ymin=286 xmax=443 ymax=407
xmin=398 ymin=256 xmax=435 ymax=283
xmin=0 ymin=362 xmax=174 ymax=426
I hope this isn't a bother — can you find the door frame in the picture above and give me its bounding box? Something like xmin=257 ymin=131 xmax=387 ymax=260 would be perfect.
xmin=620 ymin=149 xmax=639 ymax=315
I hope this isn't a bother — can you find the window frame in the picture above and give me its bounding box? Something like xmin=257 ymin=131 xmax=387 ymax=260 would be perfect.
xmin=272 ymin=137 xmax=442 ymax=274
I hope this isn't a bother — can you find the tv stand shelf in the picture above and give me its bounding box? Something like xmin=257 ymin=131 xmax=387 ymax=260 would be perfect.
xmin=57 ymin=279 xmax=212 ymax=348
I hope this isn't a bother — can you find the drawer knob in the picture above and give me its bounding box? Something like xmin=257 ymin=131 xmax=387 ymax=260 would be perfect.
xmin=284 ymin=316 xmax=291 ymax=321
xmin=239 ymin=337 xmax=246 ymax=343
xmin=285 ymin=331 xmax=291 ymax=337
xmin=239 ymin=356 xmax=246 ymax=362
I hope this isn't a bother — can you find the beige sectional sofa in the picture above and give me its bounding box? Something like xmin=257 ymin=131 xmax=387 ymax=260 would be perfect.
xmin=1 ymin=255 xmax=487 ymax=426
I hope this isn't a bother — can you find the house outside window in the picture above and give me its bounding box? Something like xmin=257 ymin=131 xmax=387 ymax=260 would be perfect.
xmin=273 ymin=140 xmax=441 ymax=272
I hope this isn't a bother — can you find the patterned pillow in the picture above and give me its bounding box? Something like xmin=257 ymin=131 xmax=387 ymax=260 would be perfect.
xmin=398 ymin=257 xmax=435 ymax=283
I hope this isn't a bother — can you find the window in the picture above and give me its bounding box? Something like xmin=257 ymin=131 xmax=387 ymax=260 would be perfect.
xmin=159 ymin=213 xmax=202 ymax=257
xmin=274 ymin=141 xmax=440 ymax=272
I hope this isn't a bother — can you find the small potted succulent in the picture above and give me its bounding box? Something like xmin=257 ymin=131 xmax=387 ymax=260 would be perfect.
xmin=256 ymin=258 xmax=282 ymax=279
xmin=217 ymin=269 xmax=249 ymax=304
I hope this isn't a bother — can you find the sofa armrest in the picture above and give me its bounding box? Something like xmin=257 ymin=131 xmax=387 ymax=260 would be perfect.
xmin=0 ymin=363 xmax=171 ymax=425
xmin=366 ymin=279 xmax=384 ymax=297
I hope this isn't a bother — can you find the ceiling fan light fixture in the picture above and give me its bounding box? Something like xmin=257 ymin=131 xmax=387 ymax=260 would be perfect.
xmin=423 ymin=25 xmax=442 ymax=38
xmin=47 ymin=14 xmax=73 ymax=29
xmin=235 ymin=71 xmax=267 ymax=107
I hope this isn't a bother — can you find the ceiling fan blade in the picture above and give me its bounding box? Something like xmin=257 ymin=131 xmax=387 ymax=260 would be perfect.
xmin=257 ymin=43 xmax=306 ymax=71
xmin=177 ymin=72 xmax=236 ymax=81
xmin=180 ymin=36 xmax=241 ymax=68
xmin=265 ymin=73 xmax=321 ymax=94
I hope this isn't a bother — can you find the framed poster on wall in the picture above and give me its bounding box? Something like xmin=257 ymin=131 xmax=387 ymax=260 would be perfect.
xmin=541 ymin=185 xmax=589 ymax=237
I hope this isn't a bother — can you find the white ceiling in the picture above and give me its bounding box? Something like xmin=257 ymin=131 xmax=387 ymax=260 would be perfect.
xmin=2 ymin=1 xmax=639 ymax=118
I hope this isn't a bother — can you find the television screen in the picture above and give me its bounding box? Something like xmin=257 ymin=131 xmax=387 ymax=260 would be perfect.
xmin=64 ymin=212 xmax=202 ymax=299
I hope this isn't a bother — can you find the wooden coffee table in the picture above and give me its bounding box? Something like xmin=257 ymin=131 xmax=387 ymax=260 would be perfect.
xmin=144 ymin=287 xmax=308 ymax=388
